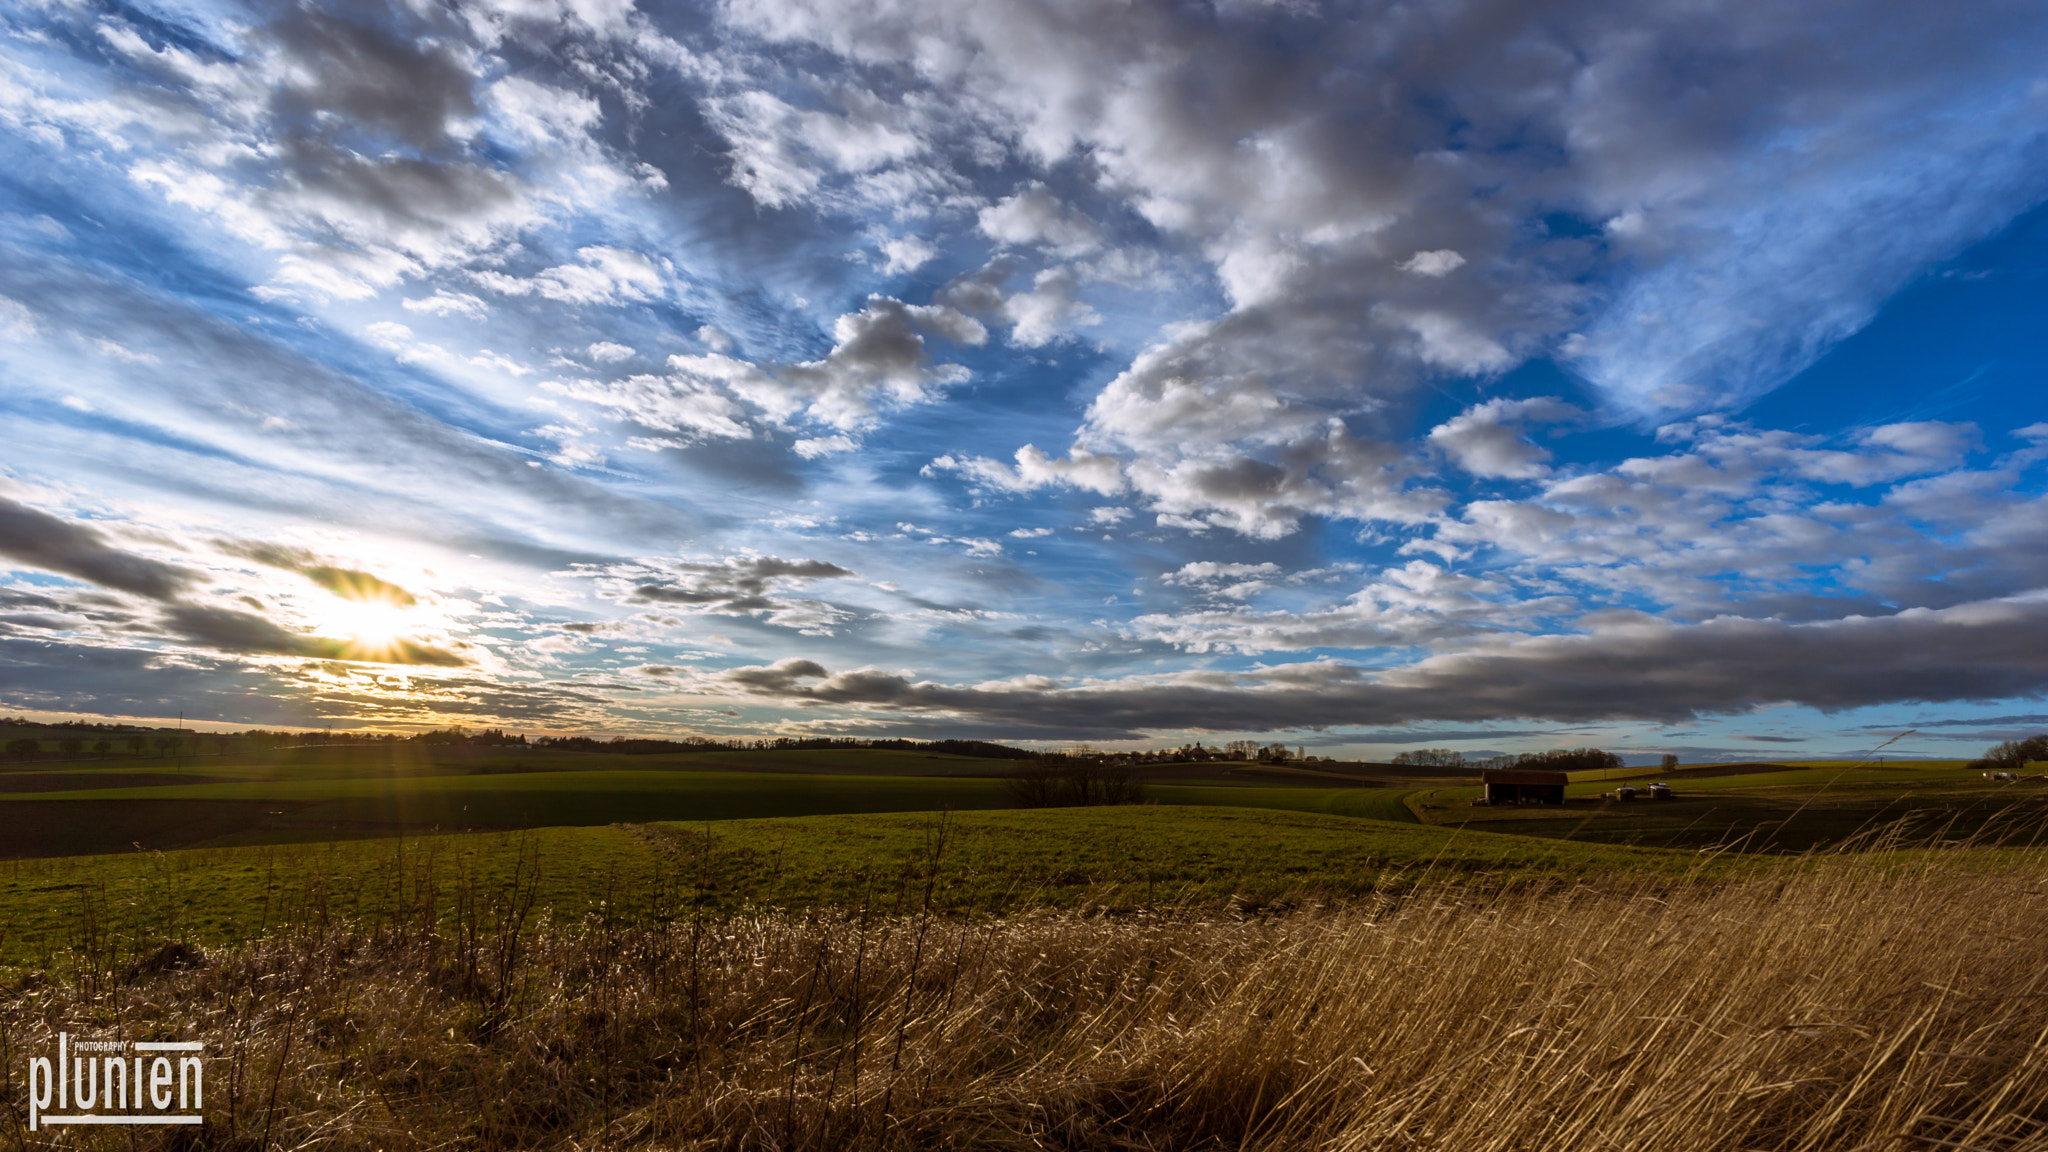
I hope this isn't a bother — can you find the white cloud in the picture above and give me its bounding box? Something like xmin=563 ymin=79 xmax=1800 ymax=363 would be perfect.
xmin=1163 ymin=561 xmax=1281 ymax=586
xmin=697 ymin=296 xmax=985 ymax=432
xmin=1398 ymin=249 xmax=1466 ymax=277
xmin=1003 ymin=266 xmax=1099 ymax=347
xmin=0 ymin=295 xmax=40 ymax=340
xmin=704 ymin=87 xmax=929 ymax=209
xmin=925 ymin=444 xmax=1127 ymax=496
xmin=587 ymin=341 xmax=635 ymax=363
xmin=977 ymin=183 xmax=1101 ymax=256
xmin=1428 ymin=397 xmax=1580 ymax=480
xmin=402 ymin=291 xmax=490 ymax=321
xmin=794 ymin=434 xmax=858 ymax=458
xmin=546 ymin=372 xmax=756 ymax=442
xmin=880 ymin=235 xmax=938 ymax=274
xmin=93 ymin=338 xmax=159 ymax=364
xmin=1131 ymin=559 xmax=1534 ymax=653
xmin=475 ymin=246 xmax=667 ymax=307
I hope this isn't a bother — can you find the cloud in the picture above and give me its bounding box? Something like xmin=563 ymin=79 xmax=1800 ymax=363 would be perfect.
xmin=551 ymin=372 xmax=757 ymax=443
xmin=1428 ymin=397 xmax=1580 ymax=480
xmin=793 ymin=434 xmax=858 ymax=459
xmin=0 ymin=495 xmax=196 ymax=600
xmin=0 ymin=295 xmax=38 ymax=340
xmin=217 ymin=540 xmax=419 ymax=606
xmin=610 ymin=555 xmax=858 ymax=634
xmin=704 ymin=87 xmax=929 ymax=209
xmin=93 ymin=338 xmax=159 ymax=365
xmin=977 ymin=183 xmax=1101 ymax=256
xmin=1398 ymin=249 xmax=1466 ymax=277
xmin=98 ymin=3 xmax=564 ymax=300
xmin=402 ymin=290 xmax=490 ymax=320
xmin=719 ymin=0 xmax=2048 ymax=535
xmin=925 ymin=444 xmax=1126 ymax=496
xmin=1163 ymin=561 xmax=1282 ymax=586
xmin=607 ymin=296 xmax=985 ymax=436
xmin=1001 ymin=266 xmax=1099 ymax=347
xmin=879 ymin=235 xmax=938 ymax=274
xmin=161 ymin=603 xmax=465 ymax=665
xmin=1133 ymin=559 xmax=1537 ymax=652
xmin=475 ymin=246 xmax=667 ymax=307
xmin=715 ymin=591 xmax=2048 ymax=738
xmin=8 ymin=0 xmax=2048 ymax=742
xmin=0 ymin=501 xmax=468 ymax=668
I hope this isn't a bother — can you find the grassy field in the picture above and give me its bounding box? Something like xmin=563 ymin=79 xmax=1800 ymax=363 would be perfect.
xmin=4 ymin=840 xmax=2043 ymax=1151
xmin=0 ymin=744 xmax=1435 ymax=857
xmin=3 ymin=747 xmax=2046 ymax=1149
xmin=0 ymin=805 xmax=1697 ymax=974
xmin=2 ymin=749 xmax=2040 ymax=979
xmin=1412 ymin=760 xmax=2048 ymax=850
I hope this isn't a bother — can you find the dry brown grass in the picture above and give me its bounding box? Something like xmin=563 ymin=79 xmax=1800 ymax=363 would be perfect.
xmin=3 ymin=841 xmax=2047 ymax=1150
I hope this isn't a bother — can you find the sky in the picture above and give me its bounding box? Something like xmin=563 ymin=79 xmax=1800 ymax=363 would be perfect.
xmin=1 ymin=0 xmax=2046 ymax=761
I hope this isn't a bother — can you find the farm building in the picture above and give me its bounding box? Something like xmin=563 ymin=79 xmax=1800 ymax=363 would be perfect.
xmin=1482 ymin=768 xmax=1569 ymax=805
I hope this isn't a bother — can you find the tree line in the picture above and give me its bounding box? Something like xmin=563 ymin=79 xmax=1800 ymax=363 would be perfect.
xmin=1392 ymin=747 xmax=1627 ymax=773
xmin=0 ymin=722 xmax=1037 ymax=762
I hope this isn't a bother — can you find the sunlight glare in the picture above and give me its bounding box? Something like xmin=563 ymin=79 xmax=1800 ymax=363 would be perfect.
xmin=320 ymin=597 xmax=412 ymax=653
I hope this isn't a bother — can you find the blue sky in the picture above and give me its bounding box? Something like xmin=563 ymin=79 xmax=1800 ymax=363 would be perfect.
xmin=2 ymin=0 xmax=2046 ymax=761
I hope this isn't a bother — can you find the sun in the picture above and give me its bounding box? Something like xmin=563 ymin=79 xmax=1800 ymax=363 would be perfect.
xmin=318 ymin=597 xmax=414 ymax=654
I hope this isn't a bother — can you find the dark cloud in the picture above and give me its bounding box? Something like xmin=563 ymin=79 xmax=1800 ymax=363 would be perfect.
xmin=0 ymin=637 xmax=309 ymax=726
xmin=1347 ymin=728 xmax=1560 ymax=743
xmin=619 ymin=556 xmax=856 ymax=632
xmin=219 ymin=540 xmax=419 ymax=606
xmin=0 ymin=588 xmax=67 ymax=612
xmin=0 ymin=637 xmax=606 ymax=729
xmin=0 ymin=613 xmax=75 ymax=633
xmin=1879 ymin=714 xmax=2048 ymax=730
xmin=0 ymin=495 xmax=195 ymax=601
xmin=161 ymin=604 xmax=467 ymax=666
xmin=265 ymin=6 xmax=479 ymax=158
xmin=722 ymin=658 xmax=828 ymax=692
xmin=713 ymin=594 xmax=2048 ymax=739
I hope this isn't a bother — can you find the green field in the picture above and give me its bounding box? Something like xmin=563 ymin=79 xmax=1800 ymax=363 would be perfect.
xmin=0 ymin=744 xmax=1432 ymax=856
xmin=0 ymin=805 xmax=1703 ymax=973
xmin=1412 ymin=761 xmax=2048 ymax=850
xmin=2 ymin=744 xmax=2041 ymax=981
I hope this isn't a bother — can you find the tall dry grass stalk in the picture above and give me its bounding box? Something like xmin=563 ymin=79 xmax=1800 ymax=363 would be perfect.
xmin=3 ymin=841 xmax=2046 ymax=1150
